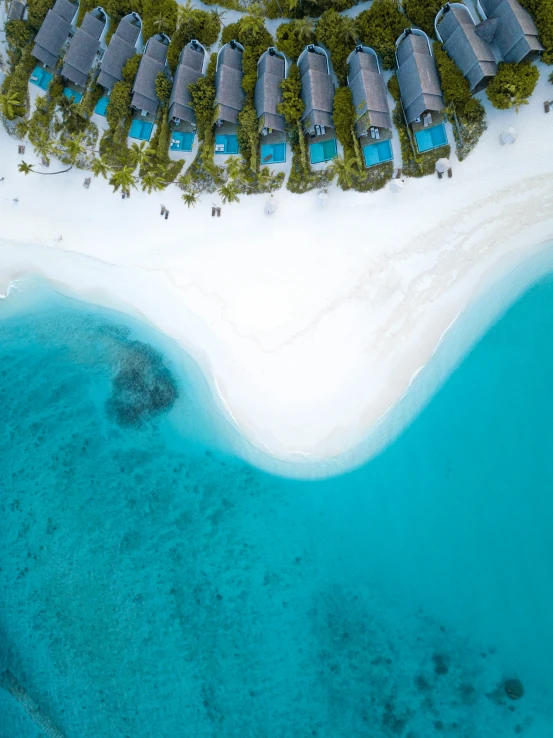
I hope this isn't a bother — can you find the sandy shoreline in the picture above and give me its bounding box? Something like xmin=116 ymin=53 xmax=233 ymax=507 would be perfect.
xmin=1 ymin=68 xmax=553 ymax=473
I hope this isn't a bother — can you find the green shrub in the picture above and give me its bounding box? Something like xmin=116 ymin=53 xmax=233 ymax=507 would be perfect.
xmin=76 ymin=0 xmax=96 ymax=26
xmin=78 ymin=83 xmax=103 ymax=120
xmin=141 ymin=0 xmax=177 ymax=42
xmin=122 ymin=54 xmax=141 ymax=83
xmin=1 ymin=47 xmax=35 ymax=118
xmin=357 ymin=0 xmax=407 ymax=70
xmin=403 ymin=0 xmax=442 ymax=38
xmin=155 ymin=72 xmax=172 ymax=104
xmin=276 ymin=19 xmax=316 ymax=61
xmin=27 ymin=0 xmax=55 ymax=32
xmin=5 ymin=20 xmax=33 ymax=50
xmin=166 ymin=9 xmax=220 ymax=72
xmin=315 ymin=9 xmax=355 ymax=84
xmin=278 ymin=63 xmax=305 ymax=124
xmin=518 ymin=0 xmax=553 ymax=64
xmin=332 ymin=86 xmax=355 ymax=154
xmin=486 ymin=61 xmax=539 ymax=110
xmin=189 ymin=53 xmax=217 ymax=142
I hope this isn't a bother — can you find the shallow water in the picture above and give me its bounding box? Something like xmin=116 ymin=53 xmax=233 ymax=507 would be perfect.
xmin=1 ymin=275 xmax=553 ymax=737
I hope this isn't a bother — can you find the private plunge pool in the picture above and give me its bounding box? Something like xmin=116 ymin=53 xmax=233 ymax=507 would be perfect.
xmin=363 ymin=139 xmax=393 ymax=168
xmin=260 ymin=142 xmax=286 ymax=164
xmin=309 ymin=138 xmax=337 ymax=165
xmin=415 ymin=122 xmax=448 ymax=153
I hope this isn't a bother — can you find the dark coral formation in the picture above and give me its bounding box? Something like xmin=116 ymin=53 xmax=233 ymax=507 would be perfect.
xmin=106 ymin=340 xmax=178 ymax=426
xmin=505 ymin=678 xmax=524 ymax=700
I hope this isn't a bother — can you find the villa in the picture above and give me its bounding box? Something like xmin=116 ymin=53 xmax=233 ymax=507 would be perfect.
xmin=476 ymin=0 xmax=543 ymax=63
xmin=435 ymin=4 xmax=498 ymax=92
xmin=298 ymin=45 xmax=336 ymax=165
xmin=395 ymin=29 xmax=448 ymax=154
xmin=31 ymin=0 xmax=78 ymax=70
xmin=8 ymin=0 xmax=27 ymax=21
xmin=168 ymin=40 xmax=206 ymax=153
xmin=131 ymin=32 xmax=170 ymax=119
xmin=255 ymin=47 xmax=288 ymax=165
xmin=61 ymin=7 xmax=109 ymax=90
xmin=97 ymin=12 xmax=142 ymax=92
xmin=214 ymin=41 xmax=245 ymax=156
xmin=347 ymin=45 xmax=393 ymax=168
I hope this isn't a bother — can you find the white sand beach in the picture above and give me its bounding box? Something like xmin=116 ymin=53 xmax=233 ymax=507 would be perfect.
xmin=1 ymin=67 xmax=553 ymax=472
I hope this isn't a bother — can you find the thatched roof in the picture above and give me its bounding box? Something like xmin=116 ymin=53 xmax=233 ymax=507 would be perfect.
xmin=347 ymin=47 xmax=391 ymax=135
xmin=8 ymin=1 xmax=26 ymax=21
xmin=438 ymin=4 xmax=497 ymax=91
xmin=479 ymin=0 xmax=543 ymax=62
xmin=131 ymin=35 xmax=169 ymax=115
xmin=168 ymin=42 xmax=205 ymax=125
xmin=98 ymin=14 xmax=141 ymax=91
xmin=215 ymin=43 xmax=245 ymax=124
xmin=255 ymin=49 xmax=286 ymax=133
xmin=396 ymin=31 xmax=445 ymax=124
xmin=299 ymin=48 xmax=334 ymax=132
xmin=32 ymin=0 xmax=77 ymax=68
xmin=61 ymin=10 xmax=106 ymax=88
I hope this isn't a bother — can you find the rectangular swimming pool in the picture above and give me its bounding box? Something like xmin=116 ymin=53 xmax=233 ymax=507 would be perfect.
xmin=363 ymin=139 xmax=393 ymax=168
xmin=171 ymin=131 xmax=195 ymax=152
xmin=30 ymin=66 xmax=53 ymax=91
xmin=129 ymin=119 xmax=154 ymax=141
xmin=215 ymin=134 xmax=239 ymax=155
xmin=415 ymin=123 xmax=448 ymax=153
xmin=63 ymin=88 xmax=82 ymax=104
xmin=260 ymin=142 xmax=286 ymax=164
xmin=94 ymin=96 xmax=109 ymax=116
xmin=309 ymin=138 xmax=337 ymax=165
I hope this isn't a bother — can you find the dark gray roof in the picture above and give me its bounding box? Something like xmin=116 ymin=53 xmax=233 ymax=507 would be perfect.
xmin=299 ymin=49 xmax=334 ymax=131
xmin=396 ymin=32 xmax=445 ymax=124
xmin=438 ymin=5 xmax=497 ymax=91
xmin=479 ymin=0 xmax=543 ymax=62
xmin=61 ymin=11 xmax=106 ymax=87
xmin=98 ymin=15 xmax=141 ymax=91
xmin=254 ymin=49 xmax=286 ymax=132
xmin=168 ymin=43 xmax=204 ymax=124
xmin=215 ymin=44 xmax=245 ymax=124
xmin=131 ymin=36 xmax=169 ymax=115
xmin=8 ymin=1 xmax=26 ymax=21
xmin=32 ymin=0 xmax=77 ymax=67
xmin=348 ymin=48 xmax=391 ymax=135
xmin=53 ymin=0 xmax=78 ymax=22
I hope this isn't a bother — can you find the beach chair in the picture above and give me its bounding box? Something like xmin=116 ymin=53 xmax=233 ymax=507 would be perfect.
xmin=447 ymin=168 xmax=452 ymax=178
xmin=545 ymin=101 xmax=550 ymax=113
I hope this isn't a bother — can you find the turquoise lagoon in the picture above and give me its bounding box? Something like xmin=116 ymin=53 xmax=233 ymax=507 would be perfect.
xmin=2 ymin=263 xmax=553 ymax=737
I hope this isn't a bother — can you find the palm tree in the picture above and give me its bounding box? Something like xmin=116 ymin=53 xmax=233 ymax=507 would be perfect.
xmin=219 ymin=182 xmax=240 ymax=204
xmin=293 ymin=18 xmax=314 ymax=45
xmin=91 ymin=157 xmax=110 ymax=179
xmin=130 ymin=141 xmax=154 ymax=170
xmin=141 ymin=169 xmax=167 ymax=193
xmin=109 ymin=166 xmax=137 ymax=193
xmin=176 ymin=0 xmax=192 ymax=31
xmin=225 ymin=156 xmax=242 ymax=181
xmin=211 ymin=8 xmax=227 ymax=28
xmin=182 ymin=191 xmax=198 ymax=208
xmin=339 ymin=17 xmax=358 ymax=47
xmin=153 ymin=14 xmax=170 ymax=33
xmin=32 ymin=134 xmax=57 ymax=166
xmin=331 ymin=155 xmax=358 ymax=189
xmin=257 ymin=166 xmax=274 ymax=186
xmin=18 ymin=161 xmax=34 ymax=175
xmin=240 ymin=10 xmax=265 ymax=39
xmin=18 ymin=160 xmax=72 ymax=176
xmin=64 ymin=133 xmax=86 ymax=165
xmin=0 ymin=92 xmax=22 ymax=119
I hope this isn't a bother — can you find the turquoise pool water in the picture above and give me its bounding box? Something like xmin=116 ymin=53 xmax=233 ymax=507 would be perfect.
xmin=170 ymin=131 xmax=195 ymax=151
xmin=129 ymin=119 xmax=154 ymax=141
xmin=363 ymin=139 xmax=393 ymax=167
xmin=29 ymin=66 xmax=52 ymax=91
xmin=63 ymin=88 xmax=82 ymax=104
xmin=310 ymin=138 xmax=337 ymax=164
xmin=260 ymin=142 xmax=286 ymax=164
xmin=94 ymin=96 xmax=109 ymax=116
xmin=415 ymin=122 xmax=448 ymax=153
xmin=2 ymin=268 xmax=553 ymax=736
xmin=215 ymin=133 xmax=239 ymax=155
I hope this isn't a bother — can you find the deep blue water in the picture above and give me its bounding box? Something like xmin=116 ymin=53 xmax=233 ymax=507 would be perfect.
xmin=1 ymin=273 xmax=553 ymax=737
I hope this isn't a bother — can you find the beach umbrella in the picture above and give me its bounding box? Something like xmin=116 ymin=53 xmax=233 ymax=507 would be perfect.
xmin=264 ymin=200 xmax=276 ymax=216
xmin=435 ymin=158 xmax=450 ymax=174
xmin=389 ymin=179 xmax=404 ymax=193
xmin=500 ymin=127 xmax=517 ymax=145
